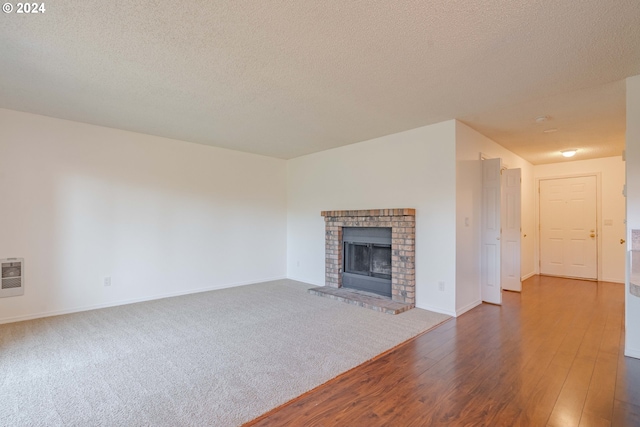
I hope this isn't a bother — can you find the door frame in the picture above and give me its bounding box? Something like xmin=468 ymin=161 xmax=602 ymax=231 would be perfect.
xmin=534 ymin=172 xmax=602 ymax=280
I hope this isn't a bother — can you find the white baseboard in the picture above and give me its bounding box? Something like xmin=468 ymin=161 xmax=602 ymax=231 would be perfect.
xmin=456 ymin=299 xmax=482 ymax=317
xmin=0 ymin=275 xmax=287 ymax=325
xmin=600 ymin=277 xmax=625 ymax=284
xmin=521 ymin=271 xmax=536 ymax=281
xmin=417 ymin=303 xmax=456 ymax=317
xmin=295 ymin=278 xmax=459 ymax=318
xmin=286 ymin=275 xmax=324 ymax=287
xmin=625 ymin=346 xmax=640 ymax=360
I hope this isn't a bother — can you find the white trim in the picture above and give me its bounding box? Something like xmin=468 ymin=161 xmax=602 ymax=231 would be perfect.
xmin=521 ymin=271 xmax=536 ymax=281
xmin=625 ymin=345 xmax=640 ymax=360
xmin=456 ymin=299 xmax=482 ymax=317
xmin=297 ymin=278 xmax=457 ymax=317
xmin=601 ymin=277 xmax=625 ymax=284
xmin=417 ymin=303 xmax=457 ymax=317
xmin=0 ymin=275 xmax=287 ymax=325
xmin=286 ymin=275 xmax=323 ymax=287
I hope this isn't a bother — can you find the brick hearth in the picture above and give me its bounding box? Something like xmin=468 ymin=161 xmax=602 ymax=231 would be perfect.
xmin=320 ymin=208 xmax=416 ymax=307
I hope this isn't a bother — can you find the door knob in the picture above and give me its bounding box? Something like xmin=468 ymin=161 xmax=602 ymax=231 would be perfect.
xmin=621 ymin=239 xmax=626 ymax=244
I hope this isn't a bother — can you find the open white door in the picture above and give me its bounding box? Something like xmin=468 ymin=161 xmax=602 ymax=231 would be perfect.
xmin=481 ymin=158 xmax=502 ymax=304
xmin=501 ymin=168 xmax=522 ymax=291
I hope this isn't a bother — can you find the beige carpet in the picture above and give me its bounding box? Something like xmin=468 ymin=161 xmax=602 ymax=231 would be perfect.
xmin=0 ymin=279 xmax=450 ymax=426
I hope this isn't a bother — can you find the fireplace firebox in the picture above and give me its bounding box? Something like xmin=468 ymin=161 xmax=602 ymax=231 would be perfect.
xmin=342 ymin=227 xmax=392 ymax=297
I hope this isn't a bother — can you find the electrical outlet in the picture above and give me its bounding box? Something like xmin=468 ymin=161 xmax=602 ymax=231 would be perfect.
xmin=103 ymin=276 xmax=111 ymax=287
xmin=438 ymin=281 xmax=445 ymax=292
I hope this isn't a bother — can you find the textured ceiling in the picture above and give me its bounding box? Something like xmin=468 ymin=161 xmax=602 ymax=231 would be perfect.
xmin=1 ymin=1 xmax=639 ymax=163
xmin=460 ymin=80 xmax=628 ymax=164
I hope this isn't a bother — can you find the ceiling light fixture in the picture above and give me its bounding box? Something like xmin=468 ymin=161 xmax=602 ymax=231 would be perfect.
xmin=543 ymin=128 xmax=558 ymax=133
xmin=561 ymin=149 xmax=577 ymax=158
xmin=535 ymin=115 xmax=549 ymax=123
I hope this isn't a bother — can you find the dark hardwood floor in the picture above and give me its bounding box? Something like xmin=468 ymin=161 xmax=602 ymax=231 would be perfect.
xmin=245 ymin=275 xmax=640 ymax=427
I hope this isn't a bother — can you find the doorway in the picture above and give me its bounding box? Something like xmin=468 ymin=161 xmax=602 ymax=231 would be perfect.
xmin=539 ymin=175 xmax=598 ymax=280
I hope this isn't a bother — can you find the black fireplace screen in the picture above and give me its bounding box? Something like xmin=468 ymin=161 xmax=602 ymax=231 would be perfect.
xmin=344 ymin=242 xmax=391 ymax=279
xmin=342 ymin=227 xmax=392 ymax=297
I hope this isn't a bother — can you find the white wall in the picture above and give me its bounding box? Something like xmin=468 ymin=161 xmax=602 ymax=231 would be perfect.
xmin=626 ymin=75 xmax=640 ymax=358
xmin=0 ymin=109 xmax=287 ymax=323
xmin=4 ymin=105 xmax=627 ymax=326
xmin=287 ymin=121 xmax=458 ymax=315
xmin=455 ymin=121 xmax=535 ymax=314
xmin=534 ymin=156 xmax=626 ymax=283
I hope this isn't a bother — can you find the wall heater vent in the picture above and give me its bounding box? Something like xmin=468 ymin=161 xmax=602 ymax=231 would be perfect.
xmin=1 ymin=258 xmax=24 ymax=298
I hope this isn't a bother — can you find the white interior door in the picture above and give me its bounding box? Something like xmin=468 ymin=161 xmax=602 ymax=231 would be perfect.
xmin=502 ymin=168 xmax=522 ymax=291
xmin=539 ymin=176 xmax=597 ymax=279
xmin=481 ymin=158 xmax=502 ymax=304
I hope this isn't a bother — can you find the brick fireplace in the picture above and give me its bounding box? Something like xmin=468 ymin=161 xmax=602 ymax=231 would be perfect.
xmin=320 ymin=208 xmax=416 ymax=307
